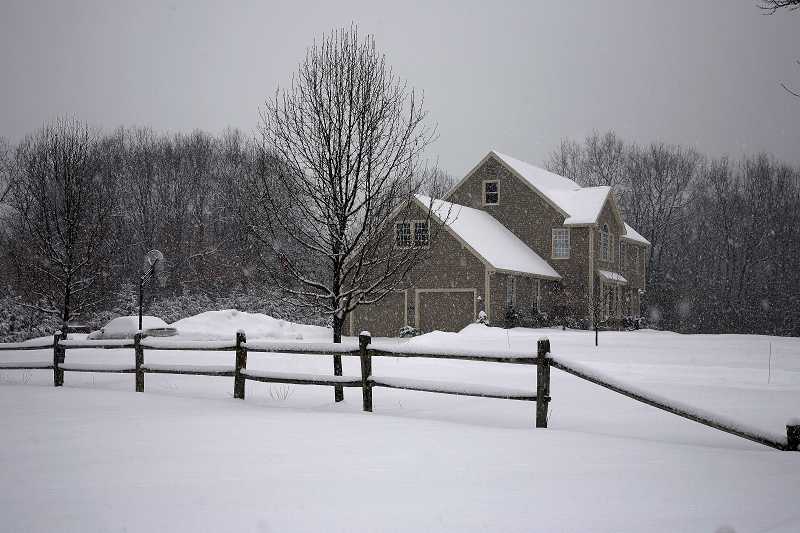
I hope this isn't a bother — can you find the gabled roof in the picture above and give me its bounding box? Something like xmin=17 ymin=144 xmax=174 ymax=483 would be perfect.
xmin=621 ymin=223 xmax=650 ymax=245
xmin=415 ymin=195 xmax=561 ymax=280
xmin=492 ymin=151 xmax=580 ymax=191
xmin=491 ymin=150 xmax=618 ymax=226
xmin=449 ymin=150 xmax=648 ymax=241
xmin=546 ymin=186 xmax=612 ymax=226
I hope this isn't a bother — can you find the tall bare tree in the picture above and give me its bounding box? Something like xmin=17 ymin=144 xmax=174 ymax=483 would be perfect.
xmin=7 ymin=119 xmax=118 ymax=330
xmin=248 ymin=26 xmax=438 ymax=344
xmin=0 ymin=137 xmax=14 ymax=205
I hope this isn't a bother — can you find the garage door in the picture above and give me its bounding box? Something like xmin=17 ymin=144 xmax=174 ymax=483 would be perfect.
xmin=350 ymin=291 xmax=407 ymax=338
xmin=417 ymin=290 xmax=475 ymax=333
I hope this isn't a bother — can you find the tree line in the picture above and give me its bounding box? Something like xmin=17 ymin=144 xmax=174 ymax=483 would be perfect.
xmin=0 ymin=121 xmax=286 ymax=341
xmin=1 ymin=124 xmax=798 ymax=340
xmin=547 ymin=131 xmax=800 ymax=336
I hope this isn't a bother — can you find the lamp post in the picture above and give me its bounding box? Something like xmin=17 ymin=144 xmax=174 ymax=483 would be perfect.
xmin=138 ymin=250 xmax=164 ymax=331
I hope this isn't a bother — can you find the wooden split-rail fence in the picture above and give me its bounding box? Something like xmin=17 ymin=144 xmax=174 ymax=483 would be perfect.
xmin=0 ymin=332 xmax=797 ymax=452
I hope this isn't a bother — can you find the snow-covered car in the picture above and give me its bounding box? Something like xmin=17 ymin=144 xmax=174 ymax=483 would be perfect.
xmin=87 ymin=315 xmax=174 ymax=340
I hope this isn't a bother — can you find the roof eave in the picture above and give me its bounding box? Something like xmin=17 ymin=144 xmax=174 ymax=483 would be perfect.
xmin=494 ymin=267 xmax=561 ymax=280
xmin=620 ymin=234 xmax=651 ymax=246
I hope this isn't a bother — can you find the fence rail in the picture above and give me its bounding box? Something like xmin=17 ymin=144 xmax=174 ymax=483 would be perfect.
xmin=0 ymin=330 xmax=797 ymax=452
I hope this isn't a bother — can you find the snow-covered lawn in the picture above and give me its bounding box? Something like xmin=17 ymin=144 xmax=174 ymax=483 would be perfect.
xmin=1 ymin=318 xmax=799 ymax=532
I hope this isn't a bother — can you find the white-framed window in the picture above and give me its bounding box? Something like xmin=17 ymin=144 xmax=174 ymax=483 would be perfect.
xmin=535 ymin=278 xmax=542 ymax=313
xmin=634 ymin=246 xmax=640 ymax=273
xmin=620 ymin=241 xmax=627 ymax=269
xmin=600 ymin=224 xmax=610 ymax=261
xmin=395 ymin=220 xmax=429 ymax=248
xmin=609 ymin=233 xmax=615 ymax=263
xmin=395 ymin=222 xmax=411 ymax=248
xmin=552 ymin=228 xmax=570 ymax=258
xmin=413 ymin=221 xmax=429 ymax=247
xmin=483 ymin=180 xmax=499 ymax=205
xmin=506 ymin=275 xmax=516 ymax=308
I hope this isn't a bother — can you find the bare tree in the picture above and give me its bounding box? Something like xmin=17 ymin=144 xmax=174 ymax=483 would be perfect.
xmin=0 ymin=137 xmax=14 ymax=205
xmin=757 ymin=1 xmax=800 ymax=97
xmin=423 ymin=168 xmax=456 ymax=199
xmin=545 ymin=137 xmax=585 ymax=183
xmin=546 ymin=131 xmax=627 ymax=202
xmin=758 ymin=0 xmax=800 ymax=14
xmin=6 ymin=119 xmax=118 ymax=330
xmin=584 ymin=131 xmax=626 ymax=188
xmin=625 ymin=143 xmax=701 ymax=293
xmin=778 ymin=60 xmax=800 ymax=98
xmin=249 ymin=25 xmax=438 ymax=344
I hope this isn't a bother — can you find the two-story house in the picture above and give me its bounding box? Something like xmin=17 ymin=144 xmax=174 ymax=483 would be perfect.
xmin=348 ymin=150 xmax=650 ymax=337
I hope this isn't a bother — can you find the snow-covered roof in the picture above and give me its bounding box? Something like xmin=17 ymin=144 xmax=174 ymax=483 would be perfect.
xmin=597 ymin=270 xmax=628 ymax=284
xmin=547 ymin=186 xmax=612 ymax=225
xmin=415 ymin=195 xmax=561 ymax=279
xmin=492 ymin=150 xmax=609 ymax=226
xmin=492 ymin=151 xmax=580 ymax=191
xmin=622 ymin=223 xmax=650 ymax=246
xmin=490 ymin=151 xmax=651 ymax=240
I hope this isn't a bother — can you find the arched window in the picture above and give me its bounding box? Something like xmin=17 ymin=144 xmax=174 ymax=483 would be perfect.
xmin=600 ymin=224 xmax=610 ymax=261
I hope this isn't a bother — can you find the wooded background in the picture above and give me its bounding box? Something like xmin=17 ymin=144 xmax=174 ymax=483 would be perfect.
xmin=0 ymin=124 xmax=798 ymax=340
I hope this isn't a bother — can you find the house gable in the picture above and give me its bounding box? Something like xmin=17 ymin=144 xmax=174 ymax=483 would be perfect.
xmin=446 ymin=153 xmax=567 ymax=260
xmin=446 ymin=150 xmax=570 ymax=218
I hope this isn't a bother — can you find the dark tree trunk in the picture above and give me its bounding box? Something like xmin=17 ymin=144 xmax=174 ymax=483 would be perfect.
xmin=332 ymin=314 xmax=344 ymax=402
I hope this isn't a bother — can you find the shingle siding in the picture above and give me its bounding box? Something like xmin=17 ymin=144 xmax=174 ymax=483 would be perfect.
xmin=449 ymin=154 xmax=592 ymax=321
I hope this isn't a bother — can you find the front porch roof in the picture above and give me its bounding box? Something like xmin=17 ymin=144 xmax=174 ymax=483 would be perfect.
xmin=597 ymin=269 xmax=628 ymax=285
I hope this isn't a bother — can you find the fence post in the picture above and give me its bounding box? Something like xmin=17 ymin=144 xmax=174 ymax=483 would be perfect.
xmin=234 ymin=330 xmax=247 ymax=400
xmin=788 ymin=424 xmax=800 ymax=451
xmin=333 ymin=354 xmax=344 ymax=403
xmin=134 ymin=333 xmax=144 ymax=392
xmin=53 ymin=332 xmax=65 ymax=387
xmin=536 ymin=337 xmax=551 ymax=428
xmin=359 ymin=332 xmax=372 ymax=412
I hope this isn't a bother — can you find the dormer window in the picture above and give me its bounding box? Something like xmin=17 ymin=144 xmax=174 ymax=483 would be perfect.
xmin=483 ymin=180 xmax=499 ymax=205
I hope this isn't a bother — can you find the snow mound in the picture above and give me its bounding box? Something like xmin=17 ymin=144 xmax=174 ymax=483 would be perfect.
xmin=88 ymin=316 xmax=168 ymax=340
xmin=170 ymin=310 xmax=330 ymax=341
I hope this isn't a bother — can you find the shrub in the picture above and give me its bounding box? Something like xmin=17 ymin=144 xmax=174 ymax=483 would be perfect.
xmin=399 ymin=325 xmax=420 ymax=338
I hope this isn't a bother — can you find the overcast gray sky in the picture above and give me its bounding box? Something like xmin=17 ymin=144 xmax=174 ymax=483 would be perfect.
xmin=1 ymin=0 xmax=798 ymax=175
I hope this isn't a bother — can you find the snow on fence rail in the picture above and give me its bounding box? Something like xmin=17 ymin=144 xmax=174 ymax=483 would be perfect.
xmin=0 ymin=332 xmax=797 ymax=451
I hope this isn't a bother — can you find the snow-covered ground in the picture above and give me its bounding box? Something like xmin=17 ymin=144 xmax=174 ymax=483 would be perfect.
xmin=1 ymin=315 xmax=799 ymax=532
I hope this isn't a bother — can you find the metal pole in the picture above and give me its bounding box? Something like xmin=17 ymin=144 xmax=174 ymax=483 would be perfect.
xmin=138 ymin=275 xmax=144 ymax=331
xmin=138 ymin=258 xmax=159 ymax=332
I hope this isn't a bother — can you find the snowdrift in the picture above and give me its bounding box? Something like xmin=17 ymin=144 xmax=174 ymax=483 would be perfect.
xmin=170 ymin=309 xmax=331 ymax=341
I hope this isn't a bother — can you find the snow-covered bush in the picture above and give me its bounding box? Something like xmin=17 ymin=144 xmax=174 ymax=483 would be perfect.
xmin=476 ymin=310 xmax=488 ymax=326
xmin=622 ymin=315 xmax=647 ymax=330
xmin=0 ymin=291 xmax=60 ymax=342
xmin=399 ymin=325 xmax=421 ymax=338
xmin=503 ymin=307 xmax=520 ymax=329
xmin=521 ymin=309 xmax=549 ymax=329
xmin=563 ymin=316 xmax=591 ymax=330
